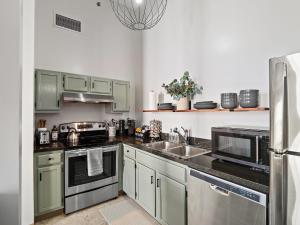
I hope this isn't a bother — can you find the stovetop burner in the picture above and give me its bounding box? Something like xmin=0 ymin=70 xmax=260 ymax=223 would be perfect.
xmin=58 ymin=121 xmax=120 ymax=150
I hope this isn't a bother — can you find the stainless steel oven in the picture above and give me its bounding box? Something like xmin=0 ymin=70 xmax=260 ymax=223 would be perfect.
xmin=212 ymin=127 xmax=270 ymax=171
xmin=64 ymin=145 xmax=119 ymax=214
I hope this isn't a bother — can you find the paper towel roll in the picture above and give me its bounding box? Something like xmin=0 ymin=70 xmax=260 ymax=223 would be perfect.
xmin=149 ymin=91 xmax=157 ymax=110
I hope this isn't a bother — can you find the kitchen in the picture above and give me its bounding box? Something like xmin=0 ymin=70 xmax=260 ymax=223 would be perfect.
xmin=1 ymin=0 xmax=300 ymax=225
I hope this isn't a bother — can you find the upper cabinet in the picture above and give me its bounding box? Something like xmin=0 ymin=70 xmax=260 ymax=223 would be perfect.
xmin=112 ymin=80 xmax=130 ymax=112
xmin=35 ymin=70 xmax=61 ymax=112
xmin=35 ymin=69 xmax=131 ymax=113
xmin=62 ymin=73 xmax=89 ymax=92
xmin=90 ymin=77 xmax=113 ymax=95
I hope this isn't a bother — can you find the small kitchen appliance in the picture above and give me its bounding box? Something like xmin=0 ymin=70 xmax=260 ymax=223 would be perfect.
xmin=118 ymin=119 xmax=126 ymax=135
xmin=127 ymin=119 xmax=136 ymax=136
xmin=36 ymin=129 xmax=50 ymax=145
xmin=211 ymin=126 xmax=270 ymax=171
xmin=59 ymin=121 xmax=119 ymax=214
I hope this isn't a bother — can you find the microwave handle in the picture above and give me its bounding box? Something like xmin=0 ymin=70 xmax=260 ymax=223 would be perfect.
xmin=256 ymin=136 xmax=259 ymax=164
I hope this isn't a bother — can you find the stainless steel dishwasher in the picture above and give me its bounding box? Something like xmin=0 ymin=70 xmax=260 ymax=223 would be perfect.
xmin=188 ymin=169 xmax=267 ymax=225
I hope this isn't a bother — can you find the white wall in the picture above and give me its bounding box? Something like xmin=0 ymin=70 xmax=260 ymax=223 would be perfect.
xmin=0 ymin=0 xmax=21 ymax=224
xmin=142 ymin=0 xmax=300 ymax=139
xmin=35 ymin=0 xmax=143 ymax=126
xmin=21 ymin=0 xmax=35 ymax=224
xmin=36 ymin=103 xmax=130 ymax=130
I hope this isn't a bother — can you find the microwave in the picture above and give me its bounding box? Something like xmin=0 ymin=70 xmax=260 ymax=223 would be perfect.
xmin=211 ymin=127 xmax=270 ymax=171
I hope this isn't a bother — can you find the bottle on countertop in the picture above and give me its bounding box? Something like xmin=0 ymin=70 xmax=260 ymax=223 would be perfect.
xmin=51 ymin=125 xmax=59 ymax=142
xmin=169 ymin=128 xmax=175 ymax=143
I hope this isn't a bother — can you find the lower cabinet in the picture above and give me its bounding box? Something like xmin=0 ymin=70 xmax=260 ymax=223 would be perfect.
xmin=35 ymin=151 xmax=64 ymax=216
xmin=123 ymin=156 xmax=136 ymax=199
xmin=136 ymin=163 xmax=156 ymax=216
xmin=156 ymin=173 xmax=186 ymax=225
xmin=122 ymin=145 xmax=187 ymax=225
xmin=37 ymin=165 xmax=63 ymax=214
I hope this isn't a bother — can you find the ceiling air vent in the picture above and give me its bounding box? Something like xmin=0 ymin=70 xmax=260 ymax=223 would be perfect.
xmin=55 ymin=14 xmax=81 ymax=32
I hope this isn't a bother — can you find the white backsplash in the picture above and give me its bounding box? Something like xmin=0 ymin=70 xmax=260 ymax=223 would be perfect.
xmin=35 ymin=102 xmax=133 ymax=130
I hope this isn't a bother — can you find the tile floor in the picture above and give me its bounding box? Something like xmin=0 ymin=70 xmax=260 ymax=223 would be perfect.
xmin=35 ymin=196 xmax=159 ymax=225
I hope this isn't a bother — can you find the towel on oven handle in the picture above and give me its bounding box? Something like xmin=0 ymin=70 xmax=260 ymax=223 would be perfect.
xmin=87 ymin=147 xmax=103 ymax=176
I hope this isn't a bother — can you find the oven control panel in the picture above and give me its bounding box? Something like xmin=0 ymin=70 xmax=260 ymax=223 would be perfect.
xmin=59 ymin=122 xmax=106 ymax=133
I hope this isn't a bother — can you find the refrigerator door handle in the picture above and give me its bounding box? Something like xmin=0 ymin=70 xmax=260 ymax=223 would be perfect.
xmin=270 ymin=60 xmax=288 ymax=153
xmin=269 ymin=151 xmax=287 ymax=225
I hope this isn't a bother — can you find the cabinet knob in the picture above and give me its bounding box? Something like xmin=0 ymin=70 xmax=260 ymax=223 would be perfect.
xmin=127 ymin=150 xmax=130 ymax=153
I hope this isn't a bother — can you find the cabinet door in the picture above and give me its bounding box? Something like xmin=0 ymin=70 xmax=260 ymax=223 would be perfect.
xmin=63 ymin=73 xmax=89 ymax=92
xmin=35 ymin=70 xmax=61 ymax=111
xmin=118 ymin=145 xmax=124 ymax=191
xmin=156 ymin=173 xmax=186 ymax=225
xmin=136 ymin=163 xmax=156 ymax=216
xmin=123 ymin=157 xmax=136 ymax=199
xmin=37 ymin=164 xmax=63 ymax=215
xmin=112 ymin=80 xmax=130 ymax=112
xmin=90 ymin=77 xmax=112 ymax=95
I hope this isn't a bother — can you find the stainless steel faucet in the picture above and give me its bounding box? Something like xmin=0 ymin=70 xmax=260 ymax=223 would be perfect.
xmin=173 ymin=126 xmax=189 ymax=145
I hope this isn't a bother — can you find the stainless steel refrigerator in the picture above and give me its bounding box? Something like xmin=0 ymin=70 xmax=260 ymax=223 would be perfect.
xmin=270 ymin=53 xmax=300 ymax=225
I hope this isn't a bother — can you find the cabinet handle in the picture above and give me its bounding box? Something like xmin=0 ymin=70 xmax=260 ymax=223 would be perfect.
xmin=57 ymin=100 xmax=60 ymax=107
xmin=92 ymin=82 xmax=95 ymax=89
xmin=157 ymin=178 xmax=160 ymax=188
xmin=40 ymin=173 xmax=42 ymax=181
xmin=114 ymin=103 xmax=117 ymax=109
xmin=85 ymin=81 xmax=87 ymax=87
xmin=151 ymin=176 xmax=154 ymax=184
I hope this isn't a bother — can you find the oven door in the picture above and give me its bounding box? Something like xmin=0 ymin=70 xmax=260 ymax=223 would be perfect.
xmin=65 ymin=145 xmax=118 ymax=197
xmin=212 ymin=131 xmax=259 ymax=166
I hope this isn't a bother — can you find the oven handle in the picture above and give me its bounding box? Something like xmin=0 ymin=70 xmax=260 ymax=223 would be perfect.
xmin=65 ymin=146 xmax=118 ymax=158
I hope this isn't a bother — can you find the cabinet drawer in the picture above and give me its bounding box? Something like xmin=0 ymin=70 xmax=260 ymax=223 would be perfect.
xmin=124 ymin=145 xmax=136 ymax=159
xmin=37 ymin=152 xmax=62 ymax=166
xmin=136 ymin=151 xmax=186 ymax=184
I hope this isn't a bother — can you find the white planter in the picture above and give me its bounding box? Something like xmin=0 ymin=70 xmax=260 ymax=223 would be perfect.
xmin=176 ymin=97 xmax=189 ymax=110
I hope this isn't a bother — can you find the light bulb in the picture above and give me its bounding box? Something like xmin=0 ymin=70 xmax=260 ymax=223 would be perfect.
xmin=135 ymin=0 xmax=143 ymax=4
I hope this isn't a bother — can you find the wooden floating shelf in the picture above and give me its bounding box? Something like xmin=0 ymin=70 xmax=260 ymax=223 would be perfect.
xmin=143 ymin=107 xmax=269 ymax=113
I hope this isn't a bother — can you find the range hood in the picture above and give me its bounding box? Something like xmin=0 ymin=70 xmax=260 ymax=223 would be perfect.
xmin=63 ymin=92 xmax=114 ymax=103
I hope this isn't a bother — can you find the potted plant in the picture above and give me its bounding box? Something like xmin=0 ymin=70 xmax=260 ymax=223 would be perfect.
xmin=162 ymin=71 xmax=203 ymax=110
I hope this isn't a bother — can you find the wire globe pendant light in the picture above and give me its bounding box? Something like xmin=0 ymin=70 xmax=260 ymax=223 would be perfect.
xmin=110 ymin=0 xmax=167 ymax=30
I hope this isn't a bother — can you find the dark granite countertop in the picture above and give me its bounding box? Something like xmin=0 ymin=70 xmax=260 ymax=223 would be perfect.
xmin=121 ymin=137 xmax=269 ymax=194
xmin=34 ymin=135 xmax=269 ymax=194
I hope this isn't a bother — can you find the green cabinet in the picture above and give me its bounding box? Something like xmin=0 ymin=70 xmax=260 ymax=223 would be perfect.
xmin=123 ymin=156 xmax=136 ymax=199
xmin=90 ymin=77 xmax=112 ymax=95
xmin=156 ymin=173 xmax=186 ymax=225
xmin=122 ymin=145 xmax=187 ymax=225
xmin=37 ymin=164 xmax=63 ymax=214
xmin=136 ymin=163 xmax=156 ymax=216
xmin=112 ymin=80 xmax=130 ymax=112
xmin=34 ymin=151 xmax=63 ymax=216
xmin=35 ymin=70 xmax=61 ymax=112
xmin=118 ymin=144 xmax=124 ymax=191
xmin=62 ymin=73 xmax=89 ymax=92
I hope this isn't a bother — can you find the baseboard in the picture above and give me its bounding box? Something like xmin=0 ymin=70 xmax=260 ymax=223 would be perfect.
xmin=34 ymin=208 xmax=64 ymax=223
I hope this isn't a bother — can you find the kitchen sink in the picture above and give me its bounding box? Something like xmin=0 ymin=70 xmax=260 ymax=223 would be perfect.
xmin=165 ymin=145 xmax=211 ymax=159
xmin=143 ymin=141 xmax=181 ymax=150
xmin=143 ymin=141 xmax=211 ymax=159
